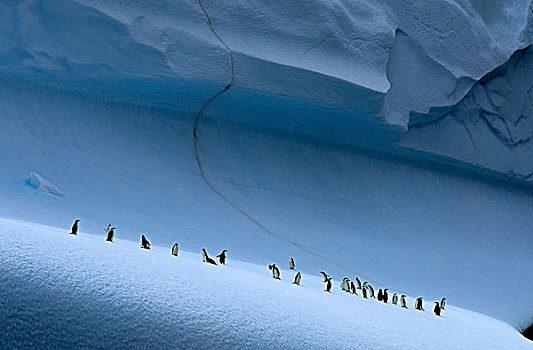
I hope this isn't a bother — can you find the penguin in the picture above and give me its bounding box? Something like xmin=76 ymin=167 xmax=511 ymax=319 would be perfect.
xmin=433 ymin=302 xmax=441 ymax=316
xmin=320 ymin=271 xmax=329 ymax=282
xmin=70 ymin=219 xmax=80 ymax=235
xmin=268 ymin=264 xmax=280 ymax=280
xmin=415 ymin=297 xmax=424 ymax=311
xmin=289 ymin=258 xmax=295 ymax=270
xmin=202 ymin=249 xmax=218 ymax=265
xmin=362 ymin=285 xmax=368 ymax=299
xmin=325 ymin=277 xmax=333 ymax=293
xmin=104 ymin=224 xmax=111 ymax=236
xmin=216 ymin=250 xmax=227 ymax=265
xmin=392 ymin=292 xmax=398 ymax=305
xmin=293 ymin=272 xmax=302 ymax=285
xmin=355 ymin=277 xmax=362 ymax=289
xmin=140 ymin=234 xmax=151 ymax=250
xmin=377 ymin=289 xmax=383 ymax=301
xmin=400 ymin=295 xmax=408 ymax=309
xmin=367 ymin=284 xmax=376 ymax=298
xmin=350 ymin=281 xmax=358 ymax=295
xmin=106 ymin=227 xmax=115 ymax=243
xmin=171 ymin=243 xmax=179 ymax=256
xmin=383 ymin=289 xmax=389 ymax=304
xmin=340 ymin=277 xmax=350 ymax=292
xmin=440 ymin=297 xmax=446 ymax=310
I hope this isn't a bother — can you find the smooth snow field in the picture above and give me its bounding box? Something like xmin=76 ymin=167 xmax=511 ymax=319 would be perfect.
xmin=0 ymin=218 xmax=531 ymax=349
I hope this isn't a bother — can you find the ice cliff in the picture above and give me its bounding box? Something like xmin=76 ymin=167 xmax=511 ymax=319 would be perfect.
xmin=1 ymin=0 xmax=532 ymax=181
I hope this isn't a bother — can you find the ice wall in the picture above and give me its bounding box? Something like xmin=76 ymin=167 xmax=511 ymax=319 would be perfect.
xmin=1 ymin=0 xmax=532 ymax=181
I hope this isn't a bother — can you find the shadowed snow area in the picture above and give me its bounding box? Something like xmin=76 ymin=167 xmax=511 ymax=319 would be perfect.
xmin=0 ymin=218 xmax=530 ymax=349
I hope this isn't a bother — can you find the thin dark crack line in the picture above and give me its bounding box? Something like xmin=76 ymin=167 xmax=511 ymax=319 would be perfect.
xmin=193 ymin=0 xmax=413 ymax=294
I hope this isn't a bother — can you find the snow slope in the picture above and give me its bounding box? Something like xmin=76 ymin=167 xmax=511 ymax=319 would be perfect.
xmin=0 ymin=218 xmax=530 ymax=349
xmin=1 ymin=81 xmax=533 ymax=330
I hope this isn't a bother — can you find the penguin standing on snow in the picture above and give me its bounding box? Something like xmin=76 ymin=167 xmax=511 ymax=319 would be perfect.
xmin=362 ymin=284 xmax=368 ymax=299
xmin=433 ymin=302 xmax=441 ymax=316
xmin=293 ymin=272 xmax=302 ymax=285
xmin=216 ymin=250 xmax=227 ymax=265
xmin=171 ymin=243 xmax=179 ymax=256
xmin=377 ymin=289 xmax=383 ymax=301
xmin=268 ymin=264 xmax=280 ymax=280
xmin=202 ymin=249 xmax=218 ymax=265
xmin=140 ymin=235 xmax=151 ymax=250
xmin=355 ymin=277 xmax=362 ymax=290
xmin=392 ymin=293 xmax=398 ymax=305
xmin=340 ymin=277 xmax=350 ymax=292
xmin=106 ymin=227 xmax=115 ymax=243
xmin=440 ymin=297 xmax=446 ymax=310
xmin=325 ymin=277 xmax=333 ymax=293
xmin=289 ymin=258 xmax=295 ymax=270
xmin=415 ymin=297 xmax=425 ymax=311
xmin=70 ymin=219 xmax=80 ymax=235
xmin=400 ymin=295 xmax=408 ymax=309
xmin=383 ymin=289 xmax=389 ymax=303
xmin=350 ymin=281 xmax=358 ymax=295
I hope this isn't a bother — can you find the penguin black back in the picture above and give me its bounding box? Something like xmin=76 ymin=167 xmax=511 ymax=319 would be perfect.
xmin=216 ymin=250 xmax=227 ymax=265
xmin=171 ymin=243 xmax=179 ymax=256
xmin=400 ymin=295 xmax=408 ymax=309
xmin=202 ymin=249 xmax=217 ymax=265
xmin=269 ymin=264 xmax=280 ymax=279
xmin=140 ymin=234 xmax=151 ymax=250
xmin=289 ymin=258 xmax=295 ymax=270
xmin=293 ymin=272 xmax=301 ymax=285
xmin=106 ymin=227 xmax=115 ymax=242
xmin=325 ymin=277 xmax=332 ymax=292
xmin=350 ymin=281 xmax=358 ymax=295
xmin=433 ymin=302 xmax=441 ymax=316
xmin=70 ymin=219 xmax=80 ymax=235
xmin=415 ymin=297 xmax=424 ymax=311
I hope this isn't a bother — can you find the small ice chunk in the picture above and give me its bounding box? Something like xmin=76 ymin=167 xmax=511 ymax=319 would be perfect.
xmin=27 ymin=172 xmax=64 ymax=197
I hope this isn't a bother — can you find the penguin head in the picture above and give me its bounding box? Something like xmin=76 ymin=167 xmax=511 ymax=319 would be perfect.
xmin=384 ymin=289 xmax=388 ymax=292
xmin=222 ymin=250 xmax=227 ymax=253
xmin=75 ymin=219 xmax=80 ymax=223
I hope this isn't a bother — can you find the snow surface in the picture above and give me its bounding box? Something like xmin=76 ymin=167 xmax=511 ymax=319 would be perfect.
xmin=0 ymin=218 xmax=530 ymax=349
